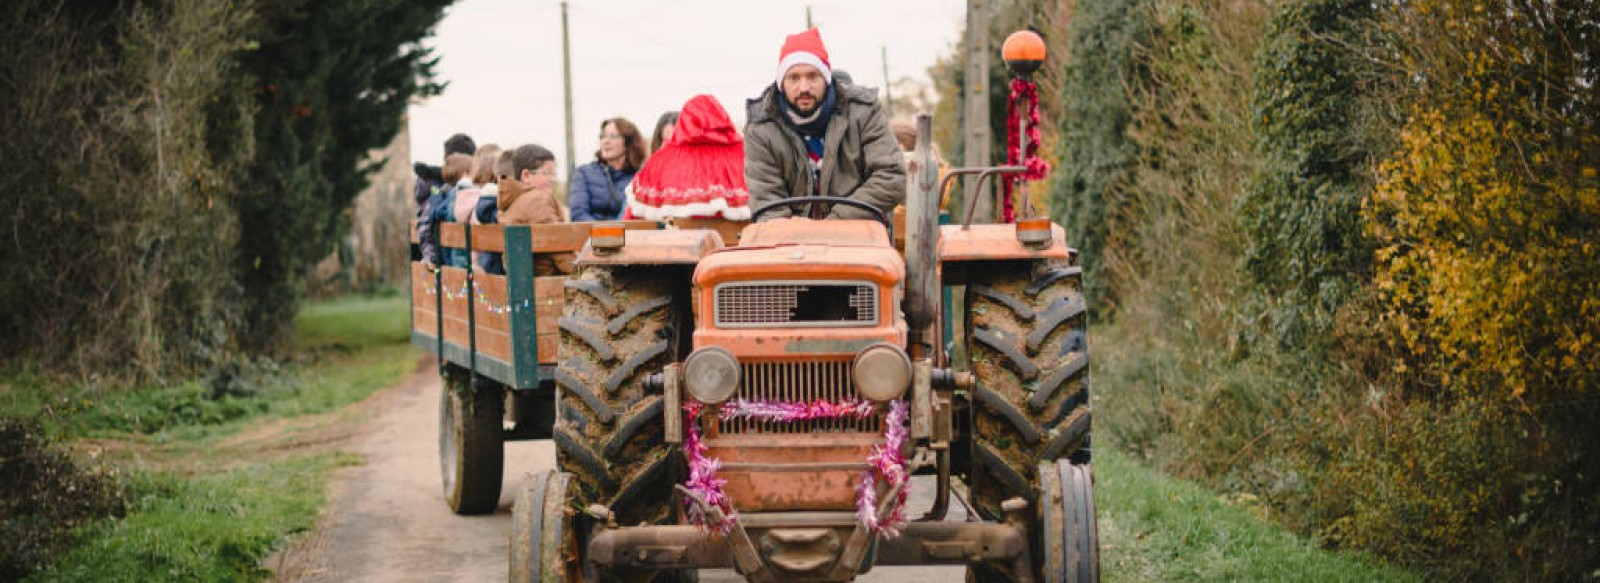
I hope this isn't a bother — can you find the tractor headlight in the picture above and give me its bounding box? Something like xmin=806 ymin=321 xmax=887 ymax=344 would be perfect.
xmin=683 ymin=347 xmax=740 ymax=404
xmin=853 ymin=344 xmax=911 ymax=402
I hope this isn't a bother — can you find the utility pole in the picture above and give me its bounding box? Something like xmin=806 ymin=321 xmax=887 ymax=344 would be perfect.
xmin=561 ymin=1 xmax=576 ymax=181
xmin=882 ymin=46 xmax=893 ymax=118
xmin=805 ymin=6 xmax=813 ymax=28
xmin=963 ymin=0 xmax=993 ymax=223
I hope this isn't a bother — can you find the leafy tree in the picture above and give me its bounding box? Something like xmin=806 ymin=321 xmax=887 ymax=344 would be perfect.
xmin=0 ymin=0 xmax=450 ymax=376
xmin=234 ymin=0 xmax=449 ymax=350
xmin=0 ymin=0 xmax=253 ymax=376
xmin=1048 ymin=0 xmax=1153 ymax=313
xmin=1239 ymin=0 xmax=1384 ymax=352
xmin=1352 ymin=1 xmax=1600 ymax=577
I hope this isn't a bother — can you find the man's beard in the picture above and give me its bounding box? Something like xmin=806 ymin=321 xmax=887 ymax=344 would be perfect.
xmin=786 ymin=92 xmax=820 ymax=117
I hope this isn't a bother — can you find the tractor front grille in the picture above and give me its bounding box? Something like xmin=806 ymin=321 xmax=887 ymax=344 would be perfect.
xmin=715 ymin=360 xmax=880 ymax=434
xmin=714 ymin=281 xmax=877 ymax=328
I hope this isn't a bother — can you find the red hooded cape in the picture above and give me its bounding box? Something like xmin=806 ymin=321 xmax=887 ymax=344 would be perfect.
xmin=627 ymin=94 xmax=751 ymax=220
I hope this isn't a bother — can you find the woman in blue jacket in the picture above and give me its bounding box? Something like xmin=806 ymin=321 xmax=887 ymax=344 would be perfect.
xmin=569 ymin=118 xmax=646 ymax=221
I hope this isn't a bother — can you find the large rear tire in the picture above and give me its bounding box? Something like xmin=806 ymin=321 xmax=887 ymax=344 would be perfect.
xmin=555 ymin=265 xmax=687 ymax=527
xmin=439 ymin=366 xmax=505 ymax=514
xmin=965 ymin=259 xmax=1091 ymax=520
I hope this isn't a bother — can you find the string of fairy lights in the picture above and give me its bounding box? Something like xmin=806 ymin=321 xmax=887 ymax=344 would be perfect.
xmin=418 ymin=274 xmax=525 ymax=316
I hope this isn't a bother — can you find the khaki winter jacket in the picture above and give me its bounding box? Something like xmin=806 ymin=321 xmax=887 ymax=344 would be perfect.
xmin=497 ymin=178 xmax=575 ymax=275
xmin=744 ymin=78 xmax=906 ymax=221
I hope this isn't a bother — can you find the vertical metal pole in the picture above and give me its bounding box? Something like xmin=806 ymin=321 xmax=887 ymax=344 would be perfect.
xmin=1015 ymin=81 xmax=1028 ymax=221
xmin=561 ymin=1 xmax=576 ymax=181
xmin=805 ymin=5 xmax=813 ymax=28
xmin=434 ymin=265 xmax=445 ymax=376
xmin=882 ymin=46 xmax=893 ymax=119
xmin=905 ymin=114 xmax=941 ymax=362
xmin=465 ymin=224 xmax=478 ymax=380
xmin=963 ymin=0 xmax=993 ymax=224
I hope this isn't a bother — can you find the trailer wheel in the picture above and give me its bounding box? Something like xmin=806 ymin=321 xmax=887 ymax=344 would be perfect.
xmin=439 ymin=366 xmax=504 ymax=514
xmin=555 ymin=265 xmax=687 ymax=526
xmin=510 ymin=471 xmax=581 ymax=583
xmin=965 ymin=259 xmax=1091 ymax=520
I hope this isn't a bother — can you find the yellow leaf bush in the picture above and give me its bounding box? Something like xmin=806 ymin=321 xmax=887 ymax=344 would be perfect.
xmin=1349 ymin=0 xmax=1600 ymax=576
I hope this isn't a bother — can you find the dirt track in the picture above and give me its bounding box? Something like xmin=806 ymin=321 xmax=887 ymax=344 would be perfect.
xmin=275 ymin=358 xmax=962 ymax=582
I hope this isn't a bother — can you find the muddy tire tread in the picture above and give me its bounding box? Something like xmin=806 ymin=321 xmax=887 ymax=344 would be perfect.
xmin=558 ymin=316 xmax=613 ymax=361
xmin=553 ymin=424 xmax=616 ymax=491
xmin=972 ymin=328 xmax=1040 ymax=379
xmin=973 ymin=384 xmax=1043 ymax=444
xmin=1029 ymin=355 xmax=1089 ymax=411
xmin=555 ymin=265 xmax=685 ymax=526
xmin=606 ymin=296 xmax=673 ymax=335
xmin=564 ymin=278 xmax=618 ymax=313
xmin=1027 ymin=297 xmax=1087 ymax=354
xmin=970 ymin=284 xmax=1036 ymax=321
xmin=604 ymin=396 xmax=664 ymax=458
xmin=554 ymin=365 xmax=615 ymax=422
xmin=605 ymin=340 xmax=670 ymax=394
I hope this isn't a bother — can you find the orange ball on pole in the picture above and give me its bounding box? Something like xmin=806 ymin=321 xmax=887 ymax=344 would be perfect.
xmin=1002 ymin=29 xmax=1046 ymax=76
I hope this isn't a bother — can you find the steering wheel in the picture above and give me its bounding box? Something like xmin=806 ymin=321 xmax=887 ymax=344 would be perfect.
xmin=750 ymin=196 xmax=893 ymax=241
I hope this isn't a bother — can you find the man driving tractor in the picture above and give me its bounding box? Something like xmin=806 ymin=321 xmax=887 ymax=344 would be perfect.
xmin=744 ymin=28 xmax=906 ymax=221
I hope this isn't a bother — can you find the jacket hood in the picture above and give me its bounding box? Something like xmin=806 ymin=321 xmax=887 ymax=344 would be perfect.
xmin=497 ymin=178 xmax=530 ymax=212
xmin=413 ymin=161 xmax=442 ymax=183
xmin=670 ymin=94 xmax=741 ymax=146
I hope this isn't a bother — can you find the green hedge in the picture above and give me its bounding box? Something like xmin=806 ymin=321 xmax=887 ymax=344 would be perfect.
xmin=0 ymin=0 xmax=448 ymax=380
xmin=1239 ymin=0 xmax=1384 ymax=353
xmin=1047 ymin=0 xmax=1153 ymax=314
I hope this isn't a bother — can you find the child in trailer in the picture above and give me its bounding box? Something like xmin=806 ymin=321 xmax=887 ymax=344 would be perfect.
xmin=497 ymin=144 xmax=574 ymax=276
xmin=418 ymin=152 xmax=474 ymax=269
xmin=457 ymin=145 xmax=502 ymax=272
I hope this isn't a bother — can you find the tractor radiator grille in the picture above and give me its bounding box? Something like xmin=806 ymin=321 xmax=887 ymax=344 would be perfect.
xmin=715 ymin=360 xmax=880 ymax=434
xmin=714 ymin=282 xmax=877 ymax=327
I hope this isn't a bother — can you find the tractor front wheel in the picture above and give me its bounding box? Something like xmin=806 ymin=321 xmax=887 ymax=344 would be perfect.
xmin=1039 ymin=460 xmax=1099 ymax=582
xmin=510 ymin=471 xmax=583 ymax=583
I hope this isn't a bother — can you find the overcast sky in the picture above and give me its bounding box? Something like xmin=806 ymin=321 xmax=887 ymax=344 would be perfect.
xmin=407 ymin=0 xmax=966 ymax=179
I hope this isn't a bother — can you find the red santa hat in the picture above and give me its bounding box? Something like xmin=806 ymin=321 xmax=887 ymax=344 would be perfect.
xmin=775 ymin=28 xmax=832 ymax=87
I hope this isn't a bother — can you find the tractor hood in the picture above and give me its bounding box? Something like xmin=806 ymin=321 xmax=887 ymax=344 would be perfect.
xmin=693 ymin=243 xmax=904 ymax=288
xmin=694 ymin=218 xmax=903 ymax=287
xmin=736 ymin=217 xmax=891 ymax=248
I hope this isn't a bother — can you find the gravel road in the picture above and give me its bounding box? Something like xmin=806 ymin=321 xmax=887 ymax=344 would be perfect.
xmin=280 ymin=360 xmax=965 ymax=582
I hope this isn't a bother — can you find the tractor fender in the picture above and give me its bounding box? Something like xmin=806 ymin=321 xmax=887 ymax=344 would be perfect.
xmin=576 ymin=228 xmax=724 ymax=266
xmin=938 ymin=223 xmax=1073 ymax=263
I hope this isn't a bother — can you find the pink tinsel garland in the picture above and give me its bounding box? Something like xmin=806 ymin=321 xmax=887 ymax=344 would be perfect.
xmin=682 ymin=401 xmax=737 ymax=533
xmin=857 ymin=400 xmax=910 ymax=537
xmin=680 ymin=398 xmax=912 ymax=537
xmin=718 ymin=397 xmax=876 ymax=423
xmin=1002 ymin=77 xmax=1050 ymax=223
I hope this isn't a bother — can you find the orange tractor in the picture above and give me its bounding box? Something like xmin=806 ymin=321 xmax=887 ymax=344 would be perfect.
xmin=513 ymin=28 xmax=1098 ymax=574
xmin=410 ymin=30 xmax=1097 ymax=583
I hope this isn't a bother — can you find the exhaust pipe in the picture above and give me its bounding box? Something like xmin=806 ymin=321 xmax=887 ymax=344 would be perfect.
xmin=904 ymin=113 xmax=941 ymax=363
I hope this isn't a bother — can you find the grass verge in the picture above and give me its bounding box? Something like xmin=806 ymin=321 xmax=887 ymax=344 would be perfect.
xmin=29 ymin=452 xmax=361 ymax=582
xmin=8 ymin=293 xmax=413 ymax=581
xmin=1096 ymin=448 xmax=1417 ymax=582
xmin=1 ymin=292 xmax=413 ymax=443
